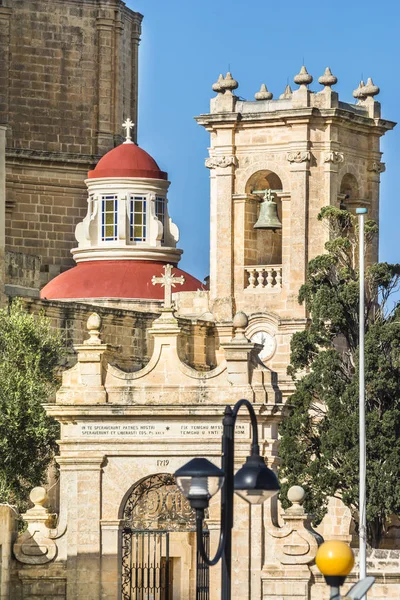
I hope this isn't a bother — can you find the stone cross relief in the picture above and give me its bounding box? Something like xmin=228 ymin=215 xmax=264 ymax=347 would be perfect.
xmin=122 ymin=118 xmax=135 ymax=144
xmin=152 ymin=264 xmax=185 ymax=309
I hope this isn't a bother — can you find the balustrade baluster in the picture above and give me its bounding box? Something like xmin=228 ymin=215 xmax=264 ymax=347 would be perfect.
xmin=266 ymin=268 xmax=273 ymax=288
xmin=276 ymin=268 xmax=282 ymax=287
xmin=248 ymin=269 xmax=257 ymax=289
xmin=244 ymin=266 xmax=282 ymax=290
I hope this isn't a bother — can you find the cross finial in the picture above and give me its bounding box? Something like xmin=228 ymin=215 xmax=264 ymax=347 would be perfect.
xmin=122 ymin=118 xmax=135 ymax=144
xmin=152 ymin=264 xmax=185 ymax=309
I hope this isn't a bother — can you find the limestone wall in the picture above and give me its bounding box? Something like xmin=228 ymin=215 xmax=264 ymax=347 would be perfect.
xmin=0 ymin=505 xmax=17 ymax=600
xmin=21 ymin=298 xmax=214 ymax=371
xmin=0 ymin=0 xmax=142 ymax=278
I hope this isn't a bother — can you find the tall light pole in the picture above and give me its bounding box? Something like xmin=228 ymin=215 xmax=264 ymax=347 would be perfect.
xmin=174 ymin=399 xmax=280 ymax=600
xmin=356 ymin=207 xmax=368 ymax=583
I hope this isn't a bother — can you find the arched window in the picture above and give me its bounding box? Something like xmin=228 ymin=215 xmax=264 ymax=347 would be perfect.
xmin=245 ymin=170 xmax=283 ymax=266
xmin=340 ymin=173 xmax=360 ymax=209
xmin=101 ymin=195 xmax=118 ymax=241
xmin=130 ymin=195 xmax=147 ymax=242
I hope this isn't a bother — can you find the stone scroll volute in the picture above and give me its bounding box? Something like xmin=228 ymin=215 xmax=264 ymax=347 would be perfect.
xmin=13 ymin=487 xmax=58 ymax=565
xmin=268 ymin=485 xmax=321 ymax=565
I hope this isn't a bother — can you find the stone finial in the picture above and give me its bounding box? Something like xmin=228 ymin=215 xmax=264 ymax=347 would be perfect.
xmin=232 ymin=311 xmax=248 ymax=339
xmin=353 ymin=80 xmax=366 ymax=101
xmin=212 ymin=73 xmax=224 ymax=93
xmin=279 ymin=84 xmax=292 ymax=99
xmin=318 ymin=67 xmax=337 ymax=88
xmin=255 ymin=83 xmax=273 ymax=101
xmin=30 ymin=486 xmax=48 ymax=508
xmin=14 ymin=486 xmax=57 ymax=565
xmin=86 ymin=312 xmax=102 ymax=345
xmin=267 ymin=483 xmax=320 ymax=566
xmin=294 ymin=65 xmax=313 ymax=87
xmin=362 ymin=77 xmax=380 ymax=98
xmin=220 ymin=71 xmax=239 ymax=93
xmin=287 ymin=485 xmax=306 ymax=514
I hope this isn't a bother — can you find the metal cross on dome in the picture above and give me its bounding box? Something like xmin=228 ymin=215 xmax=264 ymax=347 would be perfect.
xmin=152 ymin=264 xmax=185 ymax=309
xmin=122 ymin=118 xmax=135 ymax=144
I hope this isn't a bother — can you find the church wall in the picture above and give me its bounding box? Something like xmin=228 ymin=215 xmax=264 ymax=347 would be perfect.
xmin=0 ymin=0 xmax=142 ymax=279
xmin=5 ymin=162 xmax=88 ymax=279
xmin=19 ymin=297 xmax=214 ymax=371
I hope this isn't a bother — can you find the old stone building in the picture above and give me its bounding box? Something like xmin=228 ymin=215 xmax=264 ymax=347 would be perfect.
xmin=0 ymin=3 xmax=398 ymax=600
xmin=0 ymin=0 xmax=142 ymax=286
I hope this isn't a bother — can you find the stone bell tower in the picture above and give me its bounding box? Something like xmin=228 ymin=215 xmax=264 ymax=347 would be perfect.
xmin=196 ymin=67 xmax=395 ymax=377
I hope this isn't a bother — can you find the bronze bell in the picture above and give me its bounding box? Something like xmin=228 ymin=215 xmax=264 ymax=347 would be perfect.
xmin=253 ymin=189 xmax=282 ymax=231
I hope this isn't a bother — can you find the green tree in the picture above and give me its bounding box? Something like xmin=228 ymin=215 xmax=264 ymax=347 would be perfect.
xmin=0 ymin=299 xmax=63 ymax=509
xmin=279 ymin=206 xmax=400 ymax=547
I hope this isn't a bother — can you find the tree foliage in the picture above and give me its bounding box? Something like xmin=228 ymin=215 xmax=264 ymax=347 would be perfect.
xmin=279 ymin=206 xmax=400 ymax=547
xmin=0 ymin=299 xmax=63 ymax=510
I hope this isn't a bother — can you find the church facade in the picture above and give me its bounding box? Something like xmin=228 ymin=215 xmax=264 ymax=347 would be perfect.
xmin=0 ymin=2 xmax=399 ymax=600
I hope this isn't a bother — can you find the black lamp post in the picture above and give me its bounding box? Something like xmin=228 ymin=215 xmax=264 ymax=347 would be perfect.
xmin=174 ymin=399 xmax=280 ymax=600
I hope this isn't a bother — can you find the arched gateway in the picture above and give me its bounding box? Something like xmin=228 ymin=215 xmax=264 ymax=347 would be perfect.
xmin=121 ymin=474 xmax=209 ymax=600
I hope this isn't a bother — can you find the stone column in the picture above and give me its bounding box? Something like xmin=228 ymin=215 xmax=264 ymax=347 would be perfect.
xmin=207 ymin=127 xmax=239 ymax=321
xmin=286 ymin=139 xmax=310 ymax=313
xmin=366 ymin=141 xmax=385 ymax=264
xmin=130 ymin=18 xmax=142 ymax=144
xmin=96 ymin=7 xmax=117 ymax=154
xmin=100 ymin=520 xmax=122 ymax=599
xmin=58 ymin=455 xmax=105 ymax=600
xmin=0 ymin=7 xmax=12 ymax=126
xmin=232 ymin=194 xmax=258 ymax=300
xmin=0 ymin=505 xmax=17 ymax=600
xmin=0 ymin=125 xmax=6 ymax=305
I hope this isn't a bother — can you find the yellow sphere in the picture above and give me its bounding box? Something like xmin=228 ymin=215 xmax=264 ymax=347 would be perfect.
xmin=315 ymin=541 xmax=355 ymax=576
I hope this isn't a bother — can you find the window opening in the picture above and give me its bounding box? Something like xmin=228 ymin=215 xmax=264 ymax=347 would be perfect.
xmin=156 ymin=197 xmax=165 ymax=242
xmin=130 ymin=196 xmax=147 ymax=242
xmin=101 ymin=195 xmax=118 ymax=241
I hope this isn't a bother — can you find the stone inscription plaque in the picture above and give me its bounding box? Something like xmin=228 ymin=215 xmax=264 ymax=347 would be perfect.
xmin=67 ymin=421 xmax=249 ymax=439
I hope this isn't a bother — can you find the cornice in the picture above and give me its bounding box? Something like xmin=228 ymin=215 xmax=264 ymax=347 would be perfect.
xmin=195 ymin=107 xmax=396 ymax=133
xmin=6 ymin=148 xmax=100 ymax=168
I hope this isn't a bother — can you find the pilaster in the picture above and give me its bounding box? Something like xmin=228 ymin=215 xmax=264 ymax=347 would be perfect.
xmin=207 ymin=123 xmax=239 ymax=321
xmin=130 ymin=17 xmax=142 ymax=144
xmin=0 ymin=126 xmax=6 ymax=305
xmin=286 ymin=134 xmax=310 ymax=311
xmin=96 ymin=10 xmax=116 ymax=154
xmin=0 ymin=7 xmax=12 ymax=122
xmin=57 ymin=456 xmax=105 ymax=600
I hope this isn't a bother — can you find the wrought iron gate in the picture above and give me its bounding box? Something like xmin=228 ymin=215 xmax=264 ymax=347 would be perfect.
xmin=121 ymin=530 xmax=170 ymax=600
xmin=121 ymin=474 xmax=210 ymax=600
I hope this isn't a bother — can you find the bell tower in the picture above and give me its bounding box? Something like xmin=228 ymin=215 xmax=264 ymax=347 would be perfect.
xmin=196 ymin=67 xmax=395 ymax=376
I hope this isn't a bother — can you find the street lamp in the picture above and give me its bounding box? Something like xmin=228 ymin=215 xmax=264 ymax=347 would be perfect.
xmin=174 ymin=399 xmax=280 ymax=600
xmin=356 ymin=206 xmax=368 ymax=584
xmin=315 ymin=540 xmax=374 ymax=600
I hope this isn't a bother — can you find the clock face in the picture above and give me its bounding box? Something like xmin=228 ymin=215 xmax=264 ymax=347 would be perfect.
xmin=250 ymin=330 xmax=276 ymax=362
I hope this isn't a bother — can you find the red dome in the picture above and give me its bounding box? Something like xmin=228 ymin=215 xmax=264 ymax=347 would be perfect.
xmin=40 ymin=261 xmax=203 ymax=300
xmin=88 ymin=143 xmax=168 ymax=180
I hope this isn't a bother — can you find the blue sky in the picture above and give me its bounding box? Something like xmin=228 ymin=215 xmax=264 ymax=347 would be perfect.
xmin=127 ymin=0 xmax=399 ymax=283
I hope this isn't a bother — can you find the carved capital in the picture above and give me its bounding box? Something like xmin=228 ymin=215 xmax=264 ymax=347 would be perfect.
xmin=205 ymin=155 xmax=238 ymax=169
xmin=286 ymin=151 xmax=310 ymax=164
xmin=324 ymin=151 xmax=344 ymax=164
xmin=367 ymin=161 xmax=386 ymax=173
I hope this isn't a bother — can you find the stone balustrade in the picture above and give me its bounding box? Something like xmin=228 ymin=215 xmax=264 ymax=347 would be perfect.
xmin=244 ymin=265 xmax=282 ymax=290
